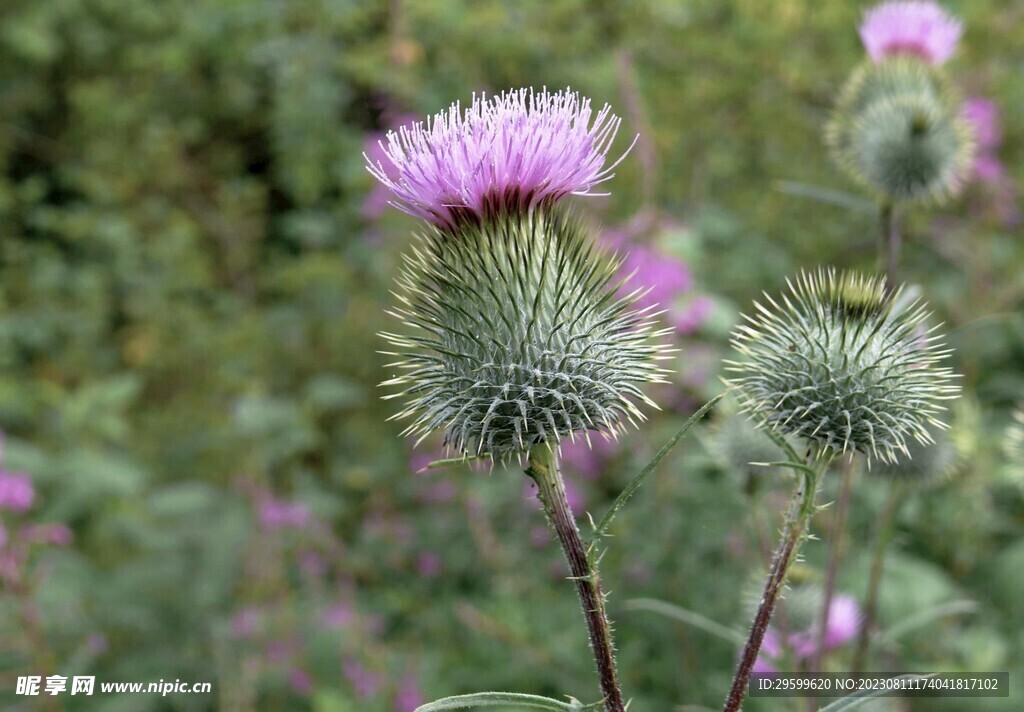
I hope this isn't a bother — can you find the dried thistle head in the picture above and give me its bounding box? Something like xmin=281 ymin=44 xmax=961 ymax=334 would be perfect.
xmin=381 ymin=207 xmax=671 ymax=459
xmin=725 ymin=269 xmax=960 ymax=463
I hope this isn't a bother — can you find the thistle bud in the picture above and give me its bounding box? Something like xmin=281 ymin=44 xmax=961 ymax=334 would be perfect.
xmin=725 ymin=270 xmax=959 ymax=463
xmin=827 ymin=61 xmax=973 ymax=204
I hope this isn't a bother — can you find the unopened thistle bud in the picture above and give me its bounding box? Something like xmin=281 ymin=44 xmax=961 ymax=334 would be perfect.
xmin=370 ymin=88 xmax=669 ymax=459
xmin=827 ymin=61 xmax=973 ymax=204
xmin=725 ymin=270 xmax=960 ymax=464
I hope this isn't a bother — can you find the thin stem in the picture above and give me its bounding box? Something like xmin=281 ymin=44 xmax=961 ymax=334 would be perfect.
xmin=722 ymin=453 xmax=831 ymax=712
xmin=527 ymin=445 xmax=625 ymax=712
xmin=810 ymin=454 xmax=855 ymax=676
xmin=852 ymin=483 xmax=903 ymax=673
xmin=880 ymin=202 xmax=901 ymax=290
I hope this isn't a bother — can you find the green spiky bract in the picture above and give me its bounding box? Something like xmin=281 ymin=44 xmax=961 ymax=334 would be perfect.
xmin=725 ymin=269 xmax=959 ymax=464
xmin=826 ymin=59 xmax=974 ymax=204
xmin=381 ymin=205 xmax=671 ymax=459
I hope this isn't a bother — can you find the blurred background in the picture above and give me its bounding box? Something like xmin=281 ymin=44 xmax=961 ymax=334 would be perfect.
xmin=0 ymin=1 xmax=1021 ymax=710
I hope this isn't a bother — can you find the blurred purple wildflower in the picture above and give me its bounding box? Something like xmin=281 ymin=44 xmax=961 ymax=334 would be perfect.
xmin=602 ymin=227 xmax=711 ymax=336
xmin=0 ymin=471 xmax=34 ymax=513
xmin=416 ymin=552 xmax=442 ymax=578
xmin=559 ymin=436 xmax=620 ymax=480
xmin=394 ymin=672 xmax=424 ymax=712
xmin=344 ymin=658 xmax=383 ymax=699
xmin=962 ymin=97 xmax=1004 ymax=184
xmin=859 ymin=1 xmax=962 ymax=65
xmin=365 ymin=87 xmax=634 ymax=229
xmin=789 ymin=594 xmax=862 ymax=658
xmin=230 ymin=607 xmax=261 ymax=639
xmin=289 ymin=667 xmax=313 ymax=696
xmin=258 ymin=497 xmax=310 ymax=530
xmin=323 ymin=601 xmax=355 ymax=629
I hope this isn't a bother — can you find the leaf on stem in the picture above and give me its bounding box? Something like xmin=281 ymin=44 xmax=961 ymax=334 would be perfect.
xmin=415 ymin=692 xmax=603 ymax=711
xmin=591 ymin=393 xmax=725 ymax=543
xmin=624 ymin=598 xmax=745 ymax=645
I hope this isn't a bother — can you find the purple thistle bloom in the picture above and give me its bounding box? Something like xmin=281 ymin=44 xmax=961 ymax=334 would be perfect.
xmin=859 ymin=1 xmax=962 ymax=65
xmin=961 ymin=97 xmax=1001 ymax=150
xmin=365 ymin=87 xmax=634 ymax=230
xmin=0 ymin=471 xmax=34 ymax=513
xmin=394 ymin=672 xmax=424 ymax=712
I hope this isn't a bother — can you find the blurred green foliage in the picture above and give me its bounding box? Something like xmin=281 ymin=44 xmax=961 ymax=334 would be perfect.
xmin=0 ymin=0 xmax=1022 ymax=710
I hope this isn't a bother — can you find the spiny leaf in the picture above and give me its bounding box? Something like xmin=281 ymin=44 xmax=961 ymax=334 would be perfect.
xmin=414 ymin=692 xmax=602 ymax=711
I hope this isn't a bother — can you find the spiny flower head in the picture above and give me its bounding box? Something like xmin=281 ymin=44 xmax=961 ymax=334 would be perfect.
xmin=827 ymin=59 xmax=973 ymax=204
xmin=859 ymin=1 xmax=962 ymax=66
xmin=725 ymin=269 xmax=960 ymax=463
xmin=365 ymin=88 xmax=633 ymax=231
xmin=381 ymin=207 xmax=671 ymax=459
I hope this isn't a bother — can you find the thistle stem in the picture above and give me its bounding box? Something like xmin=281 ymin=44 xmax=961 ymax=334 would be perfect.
xmin=722 ymin=453 xmax=830 ymax=712
xmin=880 ymin=202 xmax=901 ymax=290
xmin=527 ymin=444 xmax=625 ymax=712
xmin=852 ymin=483 xmax=903 ymax=673
xmin=810 ymin=453 xmax=855 ymax=677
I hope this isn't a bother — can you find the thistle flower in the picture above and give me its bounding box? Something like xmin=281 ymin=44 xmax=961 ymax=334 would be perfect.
xmin=789 ymin=594 xmax=861 ymax=659
xmin=725 ymin=270 xmax=959 ymax=463
xmin=859 ymin=1 xmax=962 ymax=66
xmin=382 ymin=208 xmax=670 ymax=457
xmin=827 ymin=62 xmax=974 ymax=204
xmin=365 ymin=88 xmax=633 ymax=230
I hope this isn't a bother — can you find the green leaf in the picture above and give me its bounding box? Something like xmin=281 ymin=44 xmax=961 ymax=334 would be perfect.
xmin=816 ymin=674 xmax=934 ymax=711
xmin=624 ymin=598 xmax=745 ymax=645
xmin=415 ymin=692 xmax=600 ymax=711
xmin=775 ymin=180 xmax=875 ymax=213
xmin=878 ymin=599 xmax=977 ymax=646
xmin=592 ymin=393 xmax=725 ymax=542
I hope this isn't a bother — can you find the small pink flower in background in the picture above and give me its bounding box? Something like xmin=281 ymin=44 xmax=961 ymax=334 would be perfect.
xmin=394 ymin=671 xmax=424 ymax=712
xmin=298 ymin=550 xmax=327 ymax=578
xmin=416 ymin=552 xmax=442 ymax=578
xmin=23 ymin=523 xmax=72 ymax=547
xmin=289 ymin=667 xmax=313 ymax=696
xmin=0 ymin=471 xmax=34 ymax=512
xmin=602 ymin=228 xmax=712 ymax=337
xmin=366 ymin=88 xmax=633 ymax=230
xmin=323 ymin=601 xmax=355 ymax=629
xmin=344 ymin=658 xmax=382 ymax=699
xmin=258 ymin=497 xmax=310 ymax=530
xmin=559 ymin=436 xmax=619 ymax=480
xmin=859 ymin=1 xmax=962 ymax=65
xmin=961 ymin=97 xmax=1005 ymax=184
xmin=789 ymin=595 xmax=862 ymax=659
xmin=230 ymin=607 xmax=261 ymax=639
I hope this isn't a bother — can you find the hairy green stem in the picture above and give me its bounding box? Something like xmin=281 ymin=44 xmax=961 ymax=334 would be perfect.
xmin=527 ymin=444 xmax=625 ymax=712
xmin=722 ymin=453 xmax=831 ymax=712
xmin=852 ymin=483 xmax=903 ymax=673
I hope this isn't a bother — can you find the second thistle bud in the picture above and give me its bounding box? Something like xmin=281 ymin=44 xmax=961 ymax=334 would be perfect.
xmin=827 ymin=60 xmax=974 ymax=204
xmin=725 ymin=270 xmax=959 ymax=463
